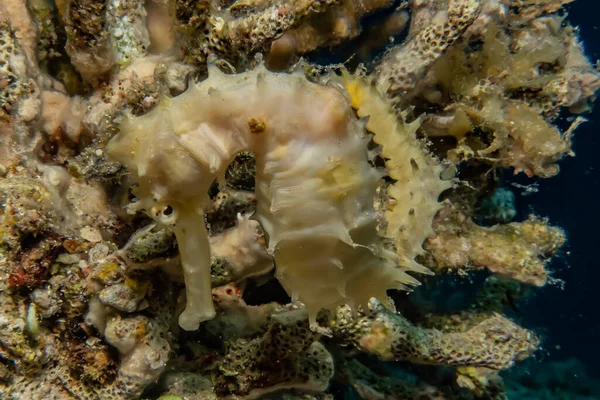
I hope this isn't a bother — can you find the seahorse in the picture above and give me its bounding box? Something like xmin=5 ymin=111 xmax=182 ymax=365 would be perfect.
xmin=107 ymin=61 xmax=449 ymax=330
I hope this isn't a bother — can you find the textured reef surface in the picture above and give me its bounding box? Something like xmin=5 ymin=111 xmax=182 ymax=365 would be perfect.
xmin=0 ymin=0 xmax=598 ymax=399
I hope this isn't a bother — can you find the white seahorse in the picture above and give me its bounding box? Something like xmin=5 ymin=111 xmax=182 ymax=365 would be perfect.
xmin=107 ymin=61 xmax=449 ymax=330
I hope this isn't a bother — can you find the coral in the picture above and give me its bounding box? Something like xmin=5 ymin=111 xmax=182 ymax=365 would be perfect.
xmin=106 ymin=0 xmax=150 ymax=66
xmin=65 ymin=339 xmax=118 ymax=386
xmin=63 ymin=0 xmax=113 ymax=83
xmin=6 ymin=365 xmax=98 ymax=399
xmin=509 ymin=0 xmax=575 ymax=22
xmin=0 ymin=293 xmax=46 ymax=369
xmin=214 ymin=307 xmax=334 ymax=399
xmin=205 ymin=301 xmax=279 ymax=338
xmin=221 ymin=0 xmax=337 ymax=53
xmin=374 ymin=0 xmax=482 ymax=97
xmin=6 ymin=235 xmax=63 ymax=289
xmin=0 ymin=21 xmax=36 ymax=119
xmin=0 ymin=169 xmax=117 ymax=297
xmin=0 ymin=166 xmax=118 ymax=276
xmin=412 ymin=12 xmax=600 ymax=176
xmin=39 ymin=90 xmax=87 ymax=144
xmin=208 ymin=215 xmax=273 ymax=285
xmin=2 ymin=311 xmax=168 ymax=400
xmin=423 ymin=205 xmax=566 ymax=286
xmin=205 ymin=189 xmax=257 ymax=235
xmin=69 ymin=144 xmax=125 ymax=183
xmin=98 ymin=279 xmax=149 ymax=313
xmin=104 ymin=314 xmax=171 ymax=397
xmin=0 ymin=173 xmax=56 ymax=254
xmin=122 ymin=228 xmax=178 ymax=265
xmin=176 ymin=0 xmax=337 ymax=70
xmin=85 ymin=243 xmax=156 ymax=315
xmin=0 ymin=18 xmax=40 ymax=167
xmin=456 ymin=366 xmax=506 ymax=399
xmin=266 ymin=0 xmax=398 ymax=69
xmin=332 ymin=301 xmax=538 ymax=370
xmin=27 ymin=0 xmax=62 ymax=68
xmin=0 ymin=0 xmax=40 ymax=75
xmin=77 ymin=55 xmax=192 ymax=144
xmin=158 ymin=373 xmax=217 ymax=400
xmin=31 ymin=270 xmax=88 ymax=319
xmin=155 ymin=307 xmax=334 ymax=399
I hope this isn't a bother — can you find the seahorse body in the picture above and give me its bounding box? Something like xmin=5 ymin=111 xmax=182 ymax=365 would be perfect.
xmin=107 ymin=63 xmax=442 ymax=330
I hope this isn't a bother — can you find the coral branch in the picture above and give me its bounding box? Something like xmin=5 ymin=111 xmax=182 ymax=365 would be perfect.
xmin=374 ymin=0 xmax=482 ymax=97
xmin=214 ymin=307 xmax=334 ymax=399
xmin=423 ymin=205 xmax=566 ymax=286
xmin=332 ymin=301 xmax=538 ymax=370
